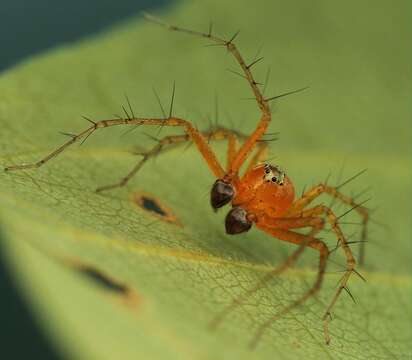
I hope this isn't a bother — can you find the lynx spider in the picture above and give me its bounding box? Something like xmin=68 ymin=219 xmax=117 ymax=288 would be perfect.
xmin=4 ymin=14 xmax=369 ymax=347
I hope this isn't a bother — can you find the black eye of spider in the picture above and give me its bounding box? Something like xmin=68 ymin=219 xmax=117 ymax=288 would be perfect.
xmin=210 ymin=179 xmax=234 ymax=210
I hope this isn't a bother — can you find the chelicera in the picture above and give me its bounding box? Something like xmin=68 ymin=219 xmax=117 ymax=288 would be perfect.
xmin=212 ymin=163 xmax=291 ymax=235
xmin=4 ymin=14 xmax=369 ymax=348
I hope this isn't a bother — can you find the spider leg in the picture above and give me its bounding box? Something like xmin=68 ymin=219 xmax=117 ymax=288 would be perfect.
xmin=305 ymin=205 xmax=356 ymax=345
xmin=290 ymin=203 xmax=357 ymax=344
xmin=144 ymin=15 xmax=272 ymax=179
xmin=4 ymin=117 xmax=225 ymax=179
xmin=289 ymin=183 xmax=369 ymax=266
xmin=210 ymin=217 xmax=325 ymax=335
xmin=96 ymin=126 xmax=245 ymax=193
xmin=248 ymin=226 xmax=329 ymax=348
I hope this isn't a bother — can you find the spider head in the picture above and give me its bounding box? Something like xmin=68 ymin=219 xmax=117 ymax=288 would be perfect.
xmin=232 ymin=163 xmax=295 ymax=218
xmin=225 ymin=206 xmax=253 ymax=234
xmin=210 ymin=179 xmax=235 ymax=210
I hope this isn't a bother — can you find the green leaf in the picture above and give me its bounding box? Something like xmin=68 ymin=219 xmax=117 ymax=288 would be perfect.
xmin=0 ymin=1 xmax=411 ymax=359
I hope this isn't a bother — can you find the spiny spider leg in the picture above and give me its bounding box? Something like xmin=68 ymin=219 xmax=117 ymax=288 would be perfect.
xmin=250 ymin=204 xmax=354 ymax=347
xmin=289 ymin=181 xmax=369 ymax=266
xmin=5 ymin=16 xmax=279 ymax=185
xmin=294 ymin=204 xmax=357 ymax=345
xmin=143 ymin=14 xmax=297 ymax=179
xmin=96 ymin=126 xmax=267 ymax=193
xmin=4 ymin=117 xmax=226 ymax=179
xmin=209 ymin=217 xmax=325 ymax=330
xmin=249 ymin=229 xmax=329 ymax=349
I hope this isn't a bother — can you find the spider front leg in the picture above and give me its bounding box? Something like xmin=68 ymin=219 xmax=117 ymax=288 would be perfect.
xmin=4 ymin=117 xmax=226 ymax=180
xmin=289 ymin=182 xmax=369 ymax=265
xmin=144 ymin=15 xmax=278 ymax=180
xmin=96 ymin=127 xmax=241 ymax=193
xmin=96 ymin=126 xmax=269 ymax=193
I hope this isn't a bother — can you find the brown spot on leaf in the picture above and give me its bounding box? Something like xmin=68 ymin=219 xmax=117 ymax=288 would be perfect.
xmin=63 ymin=258 xmax=142 ymax=315
xmin=132 ymin=191 xmax=182 ymax=227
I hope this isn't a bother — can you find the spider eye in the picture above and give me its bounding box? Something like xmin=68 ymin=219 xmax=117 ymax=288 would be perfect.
xmin=225 ymin=207 xmax=253 ymax=234
xmin=211 ymin=179 xmax=234 ymax=209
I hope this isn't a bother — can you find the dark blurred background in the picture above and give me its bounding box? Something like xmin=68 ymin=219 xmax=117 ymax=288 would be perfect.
xmin=0 ymin=0 xmax=169 ymax=72
xmin=0 ymin=1 xmax=169 ymax=358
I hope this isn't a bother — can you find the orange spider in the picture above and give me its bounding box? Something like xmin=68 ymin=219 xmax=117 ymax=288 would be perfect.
xmin=4 ymin=15 xmax=369 ymax=347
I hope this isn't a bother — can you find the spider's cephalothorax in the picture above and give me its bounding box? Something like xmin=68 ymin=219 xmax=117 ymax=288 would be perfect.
xmin=211 ymin=163 xmax=295 ymax=235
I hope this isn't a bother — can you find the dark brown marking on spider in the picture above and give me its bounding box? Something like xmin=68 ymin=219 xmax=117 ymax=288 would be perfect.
xmin=132 ymin=191 xmax=182 ymax=227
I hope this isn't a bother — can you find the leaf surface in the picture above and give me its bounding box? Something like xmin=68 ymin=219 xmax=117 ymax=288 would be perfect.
xmin=0 ymin=1 xmax=411 ymax=359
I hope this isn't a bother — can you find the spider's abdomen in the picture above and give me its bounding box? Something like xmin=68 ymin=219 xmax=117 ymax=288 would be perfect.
xmin=233 ymin=164 xmax=295 ymax=218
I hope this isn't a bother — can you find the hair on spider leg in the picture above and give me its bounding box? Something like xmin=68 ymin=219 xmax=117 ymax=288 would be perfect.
xmin=227 ymin=30 xmax=240 ymax=45
xmin=226 ymin=68 xmax=249 ymax=81
xmin=222 ymin=109 xmax=236 ymax=131
xmin=207 ymin=21 xmax=213 ymax=37
xmin=343 ymin=285 xmax=357 ymax=304
xmin=262 ymin=66 xmax=271 ymax=96
xmin=338 ymin=221 xmax=365 ymax=226
xmin=265 ymin=86 xmax=310 ymax=102
xmin=81 ymin=115 xmax=97 ymax=126
xmin=59 ymin=132 xmax=77 ymax=139
xmin=252 ymin=42 xmax=264 ymax=62
xmin=153 ymin=81 xmax=177 ymax=137
xmin=328 ymin=160 xmax=346 ymax=209
xmin=242 ymin=86 xmax=309 ymax=102
xmin=152 ymin=86 xmax=167 ymax=119
xmin=227 ymin=68 xmax=263 ymax=86
xmin=261 ymin=131 xmax=281 ymax=137
xmin=350 ymin=267 xmax=367 ymax=282
xmin=58 ymin=130 xmax=92 ymax=147
xmin=336 ymin=198 xmax=370 ymax=221
xmin=256 ymin=137 xmax=278 ymax=143
xmin=327 ymin=264 xmax=367 ymax=284
xmin=256 ymin=131 xmax=280 ymax=143
xmin=300 ymin=184 xmax=308 ymax=198
xmin=323 ymin=171 xmax=332 ymax=186
xmin=124 ymin=94 xmax=135 ymax=119
xmin=329 ymin=240 xmax=368 ymax=282
xmin=139 ymin=132 xmax=161 ymax=144
xmin=168 ymin=80 xmax=176 ymax=119
xmin=329 ymin=231 xmax=358 ymax=253
xmin=352 ymin=186 xmax=372 ymax=202
xmin=121 ymin=104 xmax=132 ymax=121
xmin=335 ymin=168 xmax=368 ymax=190
xmin=246 ymin=56 xmax=264 ymax=70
